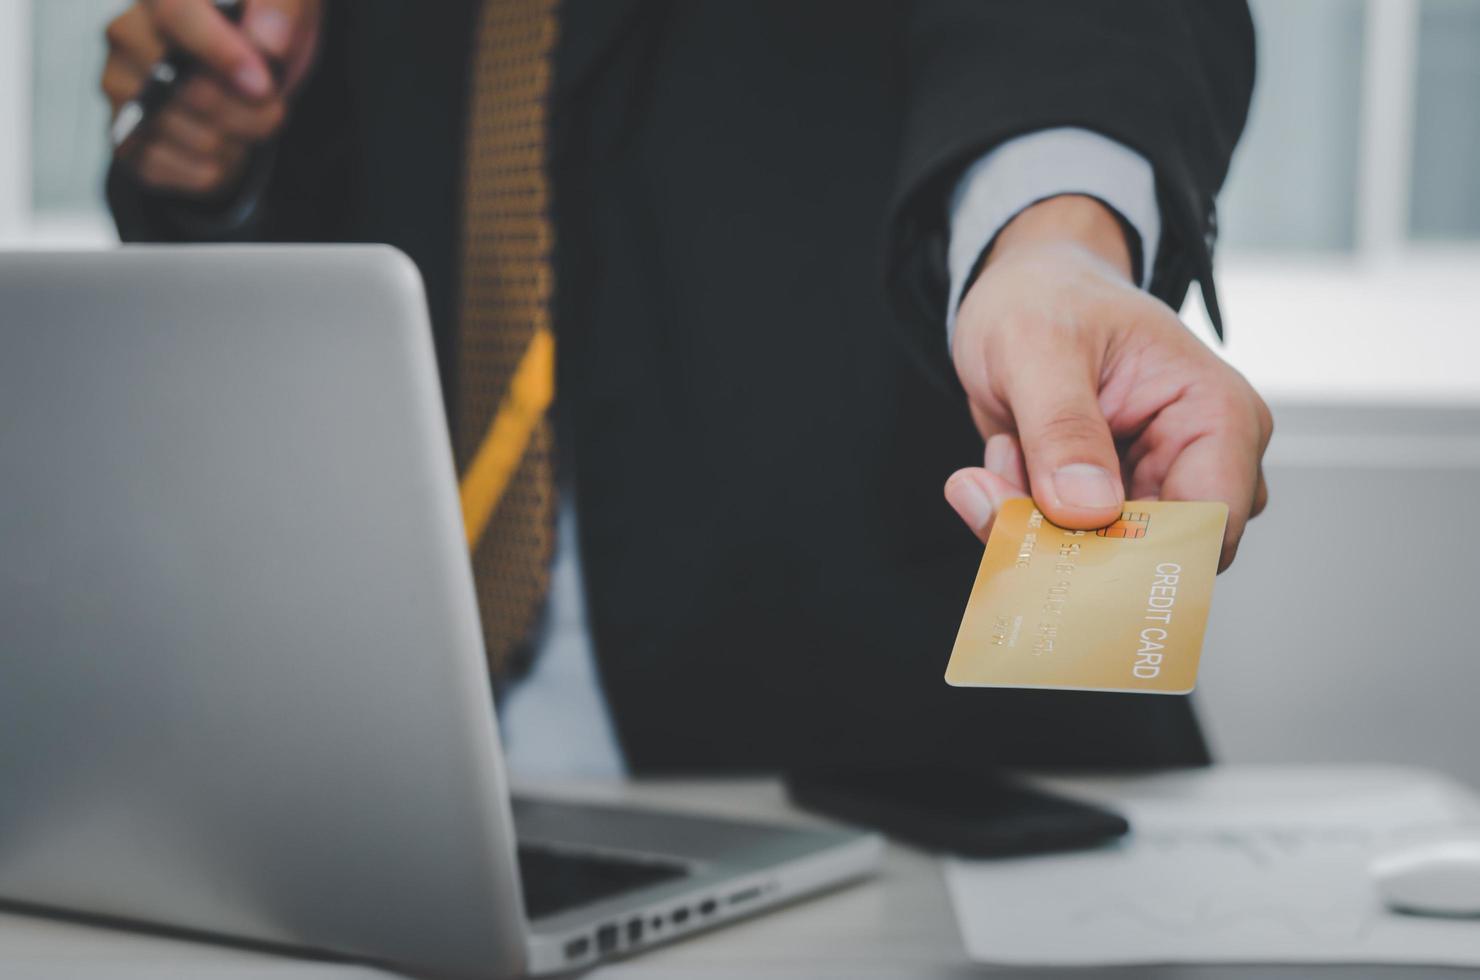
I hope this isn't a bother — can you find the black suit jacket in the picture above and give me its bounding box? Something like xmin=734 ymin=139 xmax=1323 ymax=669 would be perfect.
xmin=110 ymin=0 xmax=1255 ymax=773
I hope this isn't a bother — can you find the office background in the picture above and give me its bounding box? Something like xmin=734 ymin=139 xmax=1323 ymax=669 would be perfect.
xmin=3 ymin=0 xmax=1479 ymax=782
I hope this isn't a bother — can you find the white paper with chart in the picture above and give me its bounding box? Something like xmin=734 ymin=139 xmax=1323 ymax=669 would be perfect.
xmin=946 ymin=766 xmax=1480 ymax=966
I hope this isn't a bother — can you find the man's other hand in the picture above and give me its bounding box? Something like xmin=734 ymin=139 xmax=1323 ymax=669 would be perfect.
xmin=102 ymin=0 xmax=322 ymax=198
xmin=943 ymin=195 xmax=1271 ymax=571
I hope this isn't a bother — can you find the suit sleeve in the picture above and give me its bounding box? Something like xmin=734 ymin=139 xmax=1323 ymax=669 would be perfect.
xmin=106 ymin=0 xmax=361 ymax=244
xmin=883 ymin=0 xmax=1255 ymax=400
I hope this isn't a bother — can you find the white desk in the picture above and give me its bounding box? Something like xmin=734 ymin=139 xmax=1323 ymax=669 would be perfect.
xmin=0 ymin=778 xmax=1473 ymax=980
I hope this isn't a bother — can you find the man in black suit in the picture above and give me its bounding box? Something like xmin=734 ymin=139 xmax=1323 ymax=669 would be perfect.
xmin=102 ymin=0 xmax=1269 ymax=776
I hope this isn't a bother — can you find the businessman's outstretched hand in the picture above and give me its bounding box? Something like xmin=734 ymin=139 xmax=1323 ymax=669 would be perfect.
xmin=103 ymin=0 xmax=322 ymax=197
xmin=944 ymin=195 xmax=1271 ymax=571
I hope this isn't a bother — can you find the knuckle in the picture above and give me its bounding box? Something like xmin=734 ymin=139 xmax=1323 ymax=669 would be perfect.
xmin=267 ymin=99 xmax=287 ymax=130
xmin=1208 ymin=382 xmax=1255 ymax=426
xmin=150 ymin=135 xmax=180 ymax=160
xmin=182 ymin=78 xmax=223 ymax=115
xmin=198 ymin=127 xmax=227 ymax=156
xmin=153 ymin=0 xmax=186 ymax=23
xmin=1153 ymin=302 xmax=1189 ymax=332
xmin=1223 ymin=382 xmax=1272 ymax=447
xmin=1213 ymin=387 xmax=1247 ymax=420
xmin=232 ymin=100 xmax=286 ymax=140
xmin=1255 ymin=396 xmax=1274 ymax=437
xmin=191 ymin=161 xmax=224 ymax=193
xmin=132 ymin=164 xmax=161 ymax=188
xmin=133 ymin=150 xmax=169 ymax=188
xmin=168 ymin=113 xmax=220 ymax=155
xmin=252 ymin=100 xmax=287 ymax=136
xmin=104 ymin=14 xmax=130 ymax=49
xmin=156 ymin=132 xmax=191 ymax=160
xmin=100 ymin=69 xmax=127 ymax=104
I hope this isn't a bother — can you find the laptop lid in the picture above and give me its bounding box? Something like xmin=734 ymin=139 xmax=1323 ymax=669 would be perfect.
xmin=0 ymin=246 xmax=527 ymax=978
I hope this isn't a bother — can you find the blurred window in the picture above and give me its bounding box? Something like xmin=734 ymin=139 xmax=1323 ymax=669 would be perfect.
xmin=31 ymin=0 xmax=117 ymax=217
xmin=1219 ymin=0 xmax=1367 ymax=252
xmin=1410 ymin=0 xmax=1480 ymax=240
xmin=0 ymin=0 xmax=1477 ymax=373
xmin=11 ymin=0 xmax=1478 ymax=253
xmin=27 ymin=0 xmax=120 ymax=242
xmin=1187 ymin=0 xmax=1480 ymax=403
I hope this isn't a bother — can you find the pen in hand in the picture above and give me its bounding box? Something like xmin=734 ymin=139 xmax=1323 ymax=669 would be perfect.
xmin=109 ymin=0 xmax=248 ymax=149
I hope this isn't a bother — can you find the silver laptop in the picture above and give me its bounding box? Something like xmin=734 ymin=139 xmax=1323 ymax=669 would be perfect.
xmin=0 ymin=246 xmax=881 ymax=977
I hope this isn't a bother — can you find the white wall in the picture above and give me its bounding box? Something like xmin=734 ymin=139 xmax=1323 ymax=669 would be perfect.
xmin=1186 ymin=252 xmax=1480 ymax=789
xmin=1198 ymin=401 xmax=1480 ymax=788
xmin=0 ymin=0 xmax=32 ymax=245
xmin=1184 ymin=253 xmax=1480 ymax=405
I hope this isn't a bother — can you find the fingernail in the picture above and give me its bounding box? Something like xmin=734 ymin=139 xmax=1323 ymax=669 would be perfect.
xmin=947 ymin=473 xmax=994 ymax=531
xmin=984 ymin=436 xmax=1011 ymax=477
xmin=246 ymin=8 xmax=292 ymax=56
xmin=1050 ymin=464 xmax=1121 ymax=511
xmin=234 ymin=61 xmax=272 ymax=98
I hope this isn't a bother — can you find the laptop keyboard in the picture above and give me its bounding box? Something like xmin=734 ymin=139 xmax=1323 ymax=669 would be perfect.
xmin=517 ymin=844 xmax=691 ymax=920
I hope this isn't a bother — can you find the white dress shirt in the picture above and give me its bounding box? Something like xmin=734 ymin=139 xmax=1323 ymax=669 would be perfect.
xmin=500 ymin=128 xmax=1162 ymax=779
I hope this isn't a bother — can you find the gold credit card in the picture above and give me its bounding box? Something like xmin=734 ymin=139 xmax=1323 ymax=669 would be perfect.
xmin=945 ymin=499 xmax=1227 ymax=695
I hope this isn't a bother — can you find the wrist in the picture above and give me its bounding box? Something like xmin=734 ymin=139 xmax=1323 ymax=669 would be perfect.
xmin=984 ymin=194 xmax=1136 ymax=283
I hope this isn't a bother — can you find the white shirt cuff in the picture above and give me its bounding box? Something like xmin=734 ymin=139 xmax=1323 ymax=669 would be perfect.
xmin=945 ymin=127 xmax=1161 ymax=342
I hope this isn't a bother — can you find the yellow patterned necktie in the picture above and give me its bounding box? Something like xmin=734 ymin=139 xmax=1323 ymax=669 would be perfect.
xmin=456 ymin=0 xmax=560 ymax=682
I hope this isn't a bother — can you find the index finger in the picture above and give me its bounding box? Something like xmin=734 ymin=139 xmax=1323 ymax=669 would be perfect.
xmin=147 ymin=0 xmax=273 ymax=99
xmin=1157 ymin=427 xmax=1264 ymax=572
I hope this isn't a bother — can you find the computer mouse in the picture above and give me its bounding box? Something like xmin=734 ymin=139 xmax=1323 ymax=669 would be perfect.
xmin=1371 ymin=833 xmax=1480 ymax=917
